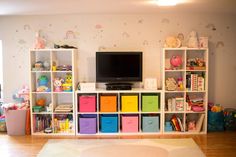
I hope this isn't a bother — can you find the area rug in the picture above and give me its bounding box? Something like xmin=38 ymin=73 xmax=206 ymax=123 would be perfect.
xmin=37 ymin=138 xmax=205 ymax=157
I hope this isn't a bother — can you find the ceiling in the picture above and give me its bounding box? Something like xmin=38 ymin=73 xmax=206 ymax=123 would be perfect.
xmin=0 ymin=0 xmax=236 ymax=15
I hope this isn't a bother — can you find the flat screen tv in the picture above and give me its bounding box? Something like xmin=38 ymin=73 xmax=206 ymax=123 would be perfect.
xmin=96 ymin=51 xmax=143 ymax=83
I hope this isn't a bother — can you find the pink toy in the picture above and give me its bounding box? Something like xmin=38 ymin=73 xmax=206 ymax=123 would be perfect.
xmin=34 ymin=30 xmax=46 ymax=49
xmin=53 ymin=78 xmax=64 ymax=92
xmin=170 ymin=55 xmax=182 ymax=68
xmin=188 ymin=121 xmax=196 ymax=131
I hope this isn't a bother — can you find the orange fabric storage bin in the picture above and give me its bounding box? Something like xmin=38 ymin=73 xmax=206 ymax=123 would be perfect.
xmin=100 ymin=95 xmax=117 ymax=112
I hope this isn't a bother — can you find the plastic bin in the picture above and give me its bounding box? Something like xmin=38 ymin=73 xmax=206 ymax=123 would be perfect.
xmin=5 ymin=109 xmax=27 ymax=135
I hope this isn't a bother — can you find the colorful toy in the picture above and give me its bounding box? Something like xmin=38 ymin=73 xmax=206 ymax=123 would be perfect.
xmin=62 ymin=73 xmax=72 ymax=92
xmin=187 ymin=31 xmax=199 ymax=48
xmin=37 ymin=75 xmax=50 ymax=92
xmin=177 ymin=77 xmax=184 ymax=91
xmin=53 ymin=78 xmax=64 ymax=92
xmin=170 ymin=55 xmax=182 ymax=68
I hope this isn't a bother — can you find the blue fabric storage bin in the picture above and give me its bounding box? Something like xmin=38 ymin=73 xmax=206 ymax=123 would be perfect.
xmin=100 ymin=114 xmax=118 ymax=133
xmin=142 ymin=116 xmax=159 ymax=132
xmin=208 ymin=111 xmax=224 ymax=132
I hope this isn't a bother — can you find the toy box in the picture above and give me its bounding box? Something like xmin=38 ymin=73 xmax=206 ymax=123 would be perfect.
xmin=142 ymin=94 xmax=159 ymax=112
xmin=121 ymin=115 xmax=139 ymax=133
xmin=79 ymin=114 xmax=97 ymax=134
xmin=142 ymin=116 xmax=159 ymax=132
xmin=100 ymin=114 xmax=118 ymax=133
xmin=224 ymin=108 xmax=236 ymax=131
xmin=100 ymin=95 xmax=117 ymax=112
xmin=78 ymin=95 xmax=96 ymax=112
xmin=121 ymin=95 xmax=138 ymax=112
xmin=0 ymin=118 xmax=7 ymax=132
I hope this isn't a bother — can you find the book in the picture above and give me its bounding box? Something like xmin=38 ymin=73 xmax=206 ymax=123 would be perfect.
xmin=197 ymin=76 xmax=205 ymax=91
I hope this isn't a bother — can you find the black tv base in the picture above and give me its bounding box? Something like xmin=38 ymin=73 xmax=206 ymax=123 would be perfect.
xmin=105 ymin=83 xmax=133 ymax=90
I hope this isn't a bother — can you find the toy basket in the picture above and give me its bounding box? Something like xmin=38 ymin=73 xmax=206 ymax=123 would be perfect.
xmin=224 ymin=108 xmax=236 ymax=131
xmin=208 ymin=110 xmax=224 ymax=132
xmin=5 ymin=109 xmax=27 ymax=135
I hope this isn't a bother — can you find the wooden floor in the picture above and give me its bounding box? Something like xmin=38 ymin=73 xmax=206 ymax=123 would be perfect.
xmin=0 ymin=131 xmax=236 ymax=157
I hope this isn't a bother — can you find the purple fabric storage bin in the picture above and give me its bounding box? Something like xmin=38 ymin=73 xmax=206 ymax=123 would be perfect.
xmin=5 ymin=110 xmax=27 ymax=135
xmin=79 ymin=115 xmax=97 ymax=134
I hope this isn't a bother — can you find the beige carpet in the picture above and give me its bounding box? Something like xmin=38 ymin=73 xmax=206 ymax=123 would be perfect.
xmin=37 ymin=138 xmax=205 ymax=157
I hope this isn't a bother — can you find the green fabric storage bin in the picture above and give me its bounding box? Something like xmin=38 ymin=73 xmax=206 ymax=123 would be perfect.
xmin=142 ymin=116 xmax=159 ymax=132
xmin=142 ymin=94 xmax=159 ymax=112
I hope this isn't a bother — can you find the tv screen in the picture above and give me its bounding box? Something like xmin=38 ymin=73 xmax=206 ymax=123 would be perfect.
xmin=96 ymin=52 xmax=143 ymax=83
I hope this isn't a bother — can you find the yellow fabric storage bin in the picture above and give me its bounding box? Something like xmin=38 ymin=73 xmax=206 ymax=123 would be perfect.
xmin=121 ymin=94 xmax=138 ymax=112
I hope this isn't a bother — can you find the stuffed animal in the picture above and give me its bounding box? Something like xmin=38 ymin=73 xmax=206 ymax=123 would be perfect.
xmin=54 ymin=78 xmax=64 ymax=92
xmin=187 ymin=31 xmax=199 ymax=48
xmin=164 ymin=36 xmax=181 ymax=48
xmin=34 ymin=30 xmax=46 ymax=49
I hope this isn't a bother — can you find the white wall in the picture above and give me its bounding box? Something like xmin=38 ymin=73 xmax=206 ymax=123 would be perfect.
xmin=0 ymin=13 xmax=235 ymax=107
xmin=0 ymin=40 xmax=2 ymax=100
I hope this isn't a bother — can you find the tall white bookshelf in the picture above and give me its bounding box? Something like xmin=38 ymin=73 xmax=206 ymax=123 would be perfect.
xmin=29 ymin=49 xmax=78 ymax=135
xmin=162 ymin=47 xmax=208 ymax=134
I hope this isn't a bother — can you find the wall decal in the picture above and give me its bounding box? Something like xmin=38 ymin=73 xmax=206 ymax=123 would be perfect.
xmin=65 ymin=30 xmax=76 ymax=39
xmin=143 ymin=40 xmax=148 ymax=46
xmin=226 ymin=26 xmax=230 ymax=30
xmin=122 ymin=32 xmax=130 ymax=38
xmin=18 ymin=39 xmax=26 ymax=45
xmin=23 ymin=24 xmax=31 ymax=30
xmin=49 ymin=24 xmax=52 ymax=27
xmin=123 ymin=22 xmax=127 ymax=26
xmin=161 ymin=18 xmax=170 ymax=24
xmin=95 ymin=24 xmax=103 ymax=29
xmin=98 ymin=46 xmax=106 ymax=51
xmin=138 ymin=19 xmax=143 ymax=24
xmin=216 ymin=41 xmax=224 ymax=48
xmin=16 ymin=30 xmax=19 ymax=32
xmin=206 ymin=23 xmax=216 ymax=31
xmin=113 ymin=44 xmax=117 ymax=47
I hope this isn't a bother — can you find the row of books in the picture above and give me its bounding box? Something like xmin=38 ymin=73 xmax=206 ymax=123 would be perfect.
xmin=167 ymin=97 xmax=184 ymax=111
xmin=186 ymin=73 xmax=205 ymax=91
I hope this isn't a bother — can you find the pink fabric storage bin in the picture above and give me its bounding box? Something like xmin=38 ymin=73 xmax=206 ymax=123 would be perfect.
xmin=5 ymin=110 xmax=27 ymax=135
xmin=79 ymin=95 xmax=96 ymax=112
xmin=121 ymin=115 xmax=139 ymax=133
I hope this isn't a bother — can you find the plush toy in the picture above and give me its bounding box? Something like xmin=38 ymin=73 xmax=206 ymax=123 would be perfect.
xmin=34 ymin=30 xmax=46 ymax=49
xmin=164 ymin=36 xmax=181 ymax=48
xmin=54 ymin=78 xmax=64 ymax=92
xmin=62 ymin=73 xmax=72 ymax=92
xmin=165 ymin=78 xmax=177 ymax=91
xmin=187 ymin=31 xmax=199 ymax=48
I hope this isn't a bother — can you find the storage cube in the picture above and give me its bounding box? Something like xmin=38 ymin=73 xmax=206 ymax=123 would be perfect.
xmin=142 ymin=116 xmax=159 ymax=132
xmin=79 ymin=95 xmax=96 ymax=112
xmin=79 ymin=115 xmax=97 ymax=134
xmin=100 ymin=95 xmax=117 ymax=112
xmin=121 ymin=95 xmax=138 ymax=112
xmin=100 ymin=114 xmax=118 ymax=133
xmin=142 ymin=95 xmax=159 ymax=112
xmin=121 ymin=115 xmax=139 ymax=133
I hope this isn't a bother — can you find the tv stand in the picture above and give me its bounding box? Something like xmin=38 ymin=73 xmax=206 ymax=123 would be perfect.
xmin=105 ymin=83 xmax=133 ymax=90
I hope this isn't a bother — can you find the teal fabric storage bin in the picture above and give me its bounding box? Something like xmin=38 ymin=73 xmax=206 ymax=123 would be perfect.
xmin=100 ymin=114 xmax=118 ymax=133
xmin=142 ymin=116 xmax=159 ymax=132
xmin=142 ymin=94 xmax=159 ymax=112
